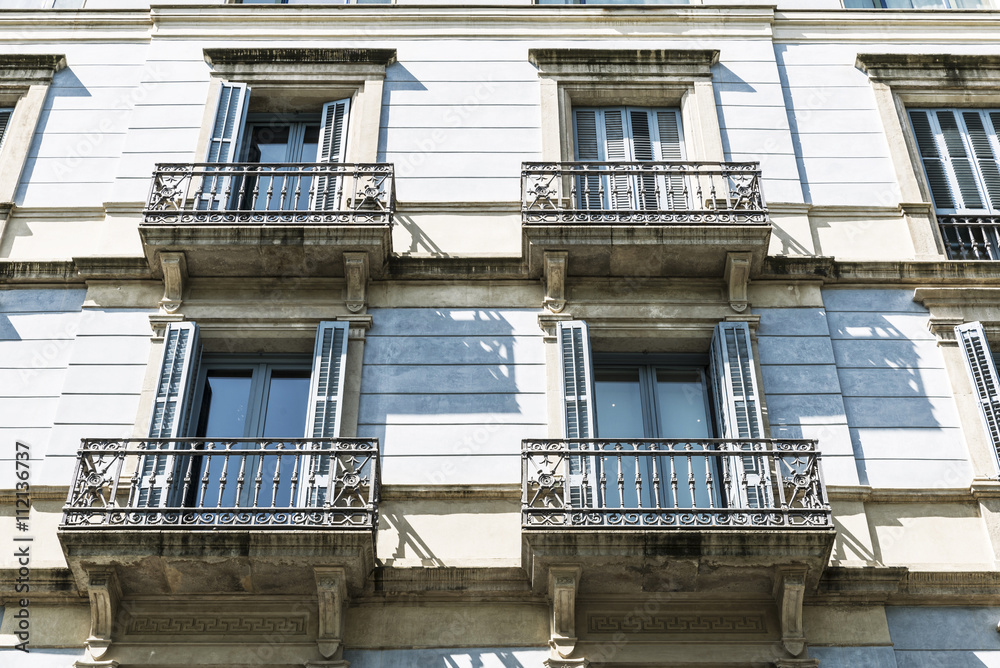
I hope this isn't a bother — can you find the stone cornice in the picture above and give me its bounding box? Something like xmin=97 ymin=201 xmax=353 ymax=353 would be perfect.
xmin=816 ymin=567 xmax=1000 ymax=606
xmin=857 ymin=52 xmax=1000 ymax=90
xmin=529 ymin=48 xmax=719 ymax=79
xmin=204 ymin=47 xmax=396 ymax=69
xmin=761 ymin=257 xmax=1000 ymax=285
xmin=0 ymin=53 xmax=66 ymax=89
xmin=0 ymin=257 xmax=152 ymax=284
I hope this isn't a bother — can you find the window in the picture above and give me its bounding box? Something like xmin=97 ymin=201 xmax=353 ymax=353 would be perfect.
xmin=955 ymin=322 xmax=1000 ymax=475
xmin=909 ymin=108 xmax=1000 ymax=258
xmin=236 ymin=0 xmax=389 ymax=4
xmin=909 ymin=109 xmax=1000 ymax=214
xmin=558 ymin=320 xmax=769 ymax=510
xmin=845 ymin=0 xmax=994 ymax=7
xmin=199 ymin=82 xmax=351 ymax=212
xmin=572 ymin=106 xmax=685 ymax=210
xmin=0 ymin=108 xmax=11 ymax=154
xmin=139 ymin=321 xmax=349 ymax=508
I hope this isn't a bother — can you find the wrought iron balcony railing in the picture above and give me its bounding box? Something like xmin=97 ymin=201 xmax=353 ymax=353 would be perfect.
xmin=521 ymin=161 xmax=767 ymax=224
xmin=60 ymin=438 xmax=380 ymax=531
xmin=143 ymin=162 xmax=394 ymax=225
xmin=522 ymin=439 xmax=831 ymax=529
xmin=939 ymin=214 xmax=1000 ymax=260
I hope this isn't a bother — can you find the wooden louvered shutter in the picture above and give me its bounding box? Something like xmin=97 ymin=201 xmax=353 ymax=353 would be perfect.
xmin=140 ymin=322 xmax=201 ymax=507
xmin=710 ymin=321 xmax=769 ymax=508
xmin=602 ymin=108 xmax=632 ymax=209
xmin=558 ymin=321 xmax=596 ymax=508
xmin=911 ymin=110 xmax=957 ymax=211
xmin=629 ymin=108 xmax=659 ymax=210
xmin=573 ymin=109 xmax=604 ymax=210
xmin=653 ymin=109 xmax=687 ymax=210
xmin=199 ymin=82 xmax=250 ymax=210
xmin=962 ymin=111 xmax=1000 ymax=211
xmin=315 ymin=98 xmax=351 ymax=211
xmin=303 ymin=321 xmax=350 ymax=505
xmin=0 ymin=109 xmax=12 ymax=153
xmin=956 ymin=322 xmax=1000 ymax=475
xmin=937 ymin=110 xmax=984 ymax=211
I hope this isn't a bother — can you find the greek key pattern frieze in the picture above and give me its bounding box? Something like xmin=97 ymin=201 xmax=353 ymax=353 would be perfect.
xmin=126 ymin=613 xmax=308 ymax=636
xmin=588 ymin=613 xmax=767 ymax=635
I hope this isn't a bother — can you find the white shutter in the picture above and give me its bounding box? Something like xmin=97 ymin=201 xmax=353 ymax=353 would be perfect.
xmin=139 ymin=322 xmax=201 ymax=507
xmin=955 ymin=321 xmax=1000 ymax=475
xmin=710 ymin=321 xmax=769 ymax=508
xmin=558 ymin=321 xmax=596 ymax=508
xmin=0 ymin=109 xmax=12 ymax=154
xmin=315 ymin=98 xmax=351 ymax=211
xmin=653 ymin=109 xmax=687 ymax=210
xmin=573 ymin=109 xmax=603 ymax=210
xmin=304 ymin=321 xmax=350 ymax=505
xmin=910 ymin=108 xmax=1000 ymax=214
xmin=602 ymin=108 xmax=632 ymax=209
xmin=629 ymin=108 xmax=659 ymax=210
xmin=198 ymin=82 xmax=250 ymax=210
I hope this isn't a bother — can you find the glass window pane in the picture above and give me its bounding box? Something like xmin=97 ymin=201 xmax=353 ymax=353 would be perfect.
xmin=655 ymin=369 xmax=711 ymax=438
xmin=594 ymin=368 xmax=645 ymax=438
xmin=258 ymin=371 xmax=311 ymax=507
xmin=193 ymin=371 xmax=253 ymax=508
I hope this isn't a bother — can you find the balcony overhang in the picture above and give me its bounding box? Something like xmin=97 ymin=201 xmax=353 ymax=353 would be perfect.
xmin=139 ymin=162 xmax=394 ymax=278
xmin=521 ymin=161 xmax=771 ymax=278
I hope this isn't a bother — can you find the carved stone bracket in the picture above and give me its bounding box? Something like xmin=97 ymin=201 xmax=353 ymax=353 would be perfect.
xmin=725 ymin=251 xmax=752 ymax=313
xmin=548 ymin=566 xmax=582 ymax=661
xmin=341 ymin=314 xmax=374 ymax=341
xmin=158 ymin=252 xmax=187 ymax=314
xmin=315 ymin=566 xmax=347 ymax=660
xmin=344 ymin=252 xmax=369 ymax=314
xmin=85 ymin=569 xmax=121 ymax=660
xmin=774 ymin=567 xmax=807 ymax=657
xmin=928 ymin=317 xmax=964 ymax=347
xmin=543 ymin=251 xmax=568 ymax=313
xmin=538 ymin=313 xmax=574 ymax=342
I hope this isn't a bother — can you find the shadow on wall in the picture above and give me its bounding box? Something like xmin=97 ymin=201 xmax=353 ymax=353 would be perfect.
xmin=344 ymin=648 xmax=537 ymax=667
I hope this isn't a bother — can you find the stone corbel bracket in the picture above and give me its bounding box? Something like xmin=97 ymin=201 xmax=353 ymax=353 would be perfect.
xmin=85 ymin=569 xmax=121 ymax=660
xmin=543 ymin=250 xmax=568 ymax=313
xmin=344 ymin=252 xmax=369 ymax=314
xmin=315 ymin=566 xmax=347 ymax=661
xmin=158 ymin=252 xmax=187 ymax=314
xmin=547 ymin=565 xmax=586 ymax=665
xmin=774 ymin=567 xmax=807 ymax=657
xmin=537 ymin=312 xmax=573 ymax=343
xmin=725 ymin=251 xmax=752 ymax=313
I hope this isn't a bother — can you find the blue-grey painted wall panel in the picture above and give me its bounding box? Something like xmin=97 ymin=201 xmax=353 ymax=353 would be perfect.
xmin=756 ymin=335 xmax=836 ymax=365
xmin=895 ymin=650 xmax=1000 ymax=667
xmin=361 ymin=309 xmax=546 ymax=485
xmin=823 ymin=288 xmax=926 ymax=313
xmin=0 ymin=288 xmax=86 ymax=313
xmin=344 ymin=647 xmax=549 ymax=668
xmin=767 ymin=393 xmax=849 ymax=426
xmin=825 ymin=289 xmax=968 ymax=488
xmin=810 ymin=646 xmax=898 ymax=668
xmin=760 ymin=364 xmax=841 ymax=395
xmin=887 ymin=607 xmax=1000 ymax=650
xmin=753 ymin=307 xmax=830 ymax=336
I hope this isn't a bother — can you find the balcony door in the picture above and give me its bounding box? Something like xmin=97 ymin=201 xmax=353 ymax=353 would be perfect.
xmin=241 ymin=116 xmax=320 ymax=211
xmin=593 ymin=363 xmax=717 ymax=510
xmin=572 ymin=106 xmax=686 ymax=211
xmin=189 ymin=359 xmax=312 ymax=508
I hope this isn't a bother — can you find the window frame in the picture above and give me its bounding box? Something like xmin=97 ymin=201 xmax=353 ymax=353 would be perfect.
xmin=528 ymin=48 xmax=723 ymax=164
xmin=199 ymin=48 xmax=396 ymax=166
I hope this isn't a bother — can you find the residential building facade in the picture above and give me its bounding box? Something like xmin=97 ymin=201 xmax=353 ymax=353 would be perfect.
xmin=2 ymin=1 xmax=1000 ymax=667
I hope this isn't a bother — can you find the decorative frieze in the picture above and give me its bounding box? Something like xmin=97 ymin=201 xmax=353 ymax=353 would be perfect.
xmin=587 ymin=613 xmax=767 ymax=635
xmin=125 ymin=613 xmax=307 ymax=636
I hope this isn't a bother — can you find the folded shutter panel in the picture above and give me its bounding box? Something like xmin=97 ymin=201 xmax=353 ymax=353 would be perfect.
xmin=629 ymin=109 xmax=659 ymax=210
xmin=937 ymin=110 xmax=984 ymax=211
xmin=710 ymin=321 xmax=768 ymax=508
xmin=0 ymin=109 xmax=12 ymax=153
xmin=956 ymin=321 xmax=1000 ymax=475
xmin=315 ymin=98 xmax=351 ymax=211
xmin=653 ymin=108 xmax=687 ymax=210
xmin=573 ymin=109 xmax=604 ymax=209
xmin=962 ymin=111 xmax=1000 ymax=211
xmin=199 ymin=82 xmax=250 ymax=210
xmin=304 ymin=321 xmax=350 ymax=504
xmin=558 ymin=321 xmax=596 ymax=508
xmin=910 ymin=110 xmax=956 ymax=211
xmin=140 ymin=322 xmax=201 ymax=507
xmin=602 ymin=108 xmax=632 ymax=209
